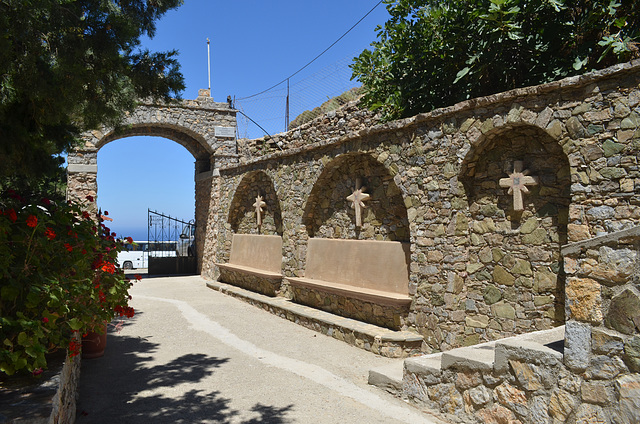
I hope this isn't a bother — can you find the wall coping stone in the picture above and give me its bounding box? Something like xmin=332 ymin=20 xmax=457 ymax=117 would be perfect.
xmin=562 ymin=226 xmax=640 ymax=255
xmin=219 ymin=58 xmax=640 ymax=175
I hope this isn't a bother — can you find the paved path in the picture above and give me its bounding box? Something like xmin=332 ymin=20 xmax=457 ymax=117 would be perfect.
xmin=76 ymin=275 xmax=446 ymax=424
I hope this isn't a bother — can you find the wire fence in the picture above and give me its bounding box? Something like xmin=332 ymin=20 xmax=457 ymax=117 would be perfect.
xmin=234 ymin=53 xmax=363 ymax=140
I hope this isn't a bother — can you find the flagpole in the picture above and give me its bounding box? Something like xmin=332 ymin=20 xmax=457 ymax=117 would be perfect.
xmin=207 ymin=38 xmax=211 ymax=92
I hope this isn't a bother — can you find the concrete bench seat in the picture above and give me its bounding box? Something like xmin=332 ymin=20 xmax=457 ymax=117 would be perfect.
xmin=288 ymin=277 xmax=412 ymax=306
xmin=287 ymin=238 xmax=412 ymax=329
xmin=215 ymin=234 xmax=283 ymax=295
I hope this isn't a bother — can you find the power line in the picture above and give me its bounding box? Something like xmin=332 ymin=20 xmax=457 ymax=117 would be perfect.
xmin=236 ymin=1 xmax=383 ymax=101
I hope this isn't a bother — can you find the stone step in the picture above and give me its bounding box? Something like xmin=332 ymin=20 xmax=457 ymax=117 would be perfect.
xmin=403 ymin=326 xmax=565 ymax=380
xmin=494 ymin=326 xmax=565 ymax=373
xmin=206 ymin=280 xmax=424 ymax=358
xmin=368 ymin=361 xmax=405 ymax=394
xmin=440 ymin=342 xmax=497 ymax=372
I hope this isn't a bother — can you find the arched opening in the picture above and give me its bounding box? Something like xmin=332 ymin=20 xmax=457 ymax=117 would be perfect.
xmin=227 ymin=171 xmax=283 ymax=236
xmin=96 ymin=136 xmax=196 ymax=242
xmin=303 ymin=152 xmax=409 ymax=242
xmin=460 ymin=123 xmax=570 ymax=339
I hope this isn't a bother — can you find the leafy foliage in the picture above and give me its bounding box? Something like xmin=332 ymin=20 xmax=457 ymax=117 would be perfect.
xmin=351 ymin=0 xmax=640 ymax=121
xmin=0 ymin=192 xmax=136 ymax=375
xmin=0 ymin=0 xmax=185 ymax=178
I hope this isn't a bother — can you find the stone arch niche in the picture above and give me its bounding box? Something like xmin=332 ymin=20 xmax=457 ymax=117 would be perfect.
xmin=228 ymin=171 xmax=283 ymax=236
xmin=303 ymin=152 xmax=410 ymax=241
xmin=459 ymin=123 xmax=570 ymax=341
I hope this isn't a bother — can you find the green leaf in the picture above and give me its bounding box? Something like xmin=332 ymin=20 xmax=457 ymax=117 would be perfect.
xmin=17 ymin=332 xmax=29 ymax=347
xmin=453 ymin=67 xmax=470 ymax=84
xmin=68 ymin=318 xmax=82 ymax=331
xmin=573 ymin=56 xmax=588 ymax=70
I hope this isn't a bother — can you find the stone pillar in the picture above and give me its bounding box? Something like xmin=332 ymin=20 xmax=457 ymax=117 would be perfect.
xmin=195 ymin=169 xmax=214 ymax=275
xmin=66 ymin=150 xmax=98 ymax=213
xmin=561 ymin=227 xmax=640 ymax=423
xmin=200 ymin=170 xmax=222 ymax=280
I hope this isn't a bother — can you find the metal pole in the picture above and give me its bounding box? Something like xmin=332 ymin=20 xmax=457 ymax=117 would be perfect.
xmin=285 ymin=78 xmax=290 ymax=131
xmin=207 ymin=38 xmax=211 ymax=92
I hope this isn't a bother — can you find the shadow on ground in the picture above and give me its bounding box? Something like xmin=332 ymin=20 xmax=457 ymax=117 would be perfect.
xmin=76 ymin=312 xmax=293 ymax=423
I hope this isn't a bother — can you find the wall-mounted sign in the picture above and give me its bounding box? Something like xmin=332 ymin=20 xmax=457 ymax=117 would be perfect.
xmin=215 ymin=126 xmax=236 ymax=138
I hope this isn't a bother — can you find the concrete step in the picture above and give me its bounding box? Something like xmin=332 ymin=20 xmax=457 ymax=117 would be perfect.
xmin=368 ymin=361 xmax=405 ymax=394
xmin=401 ymin=326 xmax=565 ymax=383
xmin=440 ymin=342 xmax=496 ymax=372
xmin=494 ymin=326 xmax=565 ymax=373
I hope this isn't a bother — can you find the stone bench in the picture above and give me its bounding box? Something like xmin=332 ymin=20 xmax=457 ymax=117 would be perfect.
xmin=216 ymin=234 xmax=283 ymax=296
xmin=287 ymin=238 xmax=412 ymax=329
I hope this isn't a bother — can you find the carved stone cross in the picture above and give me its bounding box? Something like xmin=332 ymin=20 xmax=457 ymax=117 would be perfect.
xmin=499 ymin=161 xmax=539 ymax=211
xmin=253 ymin=195 xmax=266 ymax=227
xmin=346 ymin=178 xmax=370 ymax=227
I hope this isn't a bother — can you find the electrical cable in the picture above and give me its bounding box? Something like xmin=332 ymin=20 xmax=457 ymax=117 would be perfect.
xmin=236 ymin=0 xmax=383 ymax=101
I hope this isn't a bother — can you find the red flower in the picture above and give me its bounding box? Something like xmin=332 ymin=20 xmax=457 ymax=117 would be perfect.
xmin=82 ymin=211 xmax=91 ymax=220
xmin=67 ymin=229 xmax=78 ymax=239
xmin=64 ymin=243 xmax=73 ymax=252
xmin=99 ymin=290 xmax=106 ymax=303
xmin=126 ymin=237 xmax=133 ymax=244
xmin=26 ymin=215 xmax=37 ymax=228
xmin=104 ymin=210 xmax=109 ymax=216
xmin=45 ymin=227 xmax=56 ymax=240
xmin=101 ymin=262 xmax=116 ymax=274
xmin=82 ymin=249 xmax=87 ymax=255
xmin=134 ymin=274 xmax=142 ymax=281
xmin=41 ymin=198 xmax=51 ymax=206
xmin=86 ymin=195 xmax=94 ymax=202
xmin=42 ymin=317 xmax=49 ymax=324
xmin=68 ymin=339 xmax=81 ymax=357
xmin=32 ymin=368 xmax=44 ymax=376
xmin=114 ymin=305 xmax=135 ymax=318
xmin=7 ymin=209 xmax=17 ymax=222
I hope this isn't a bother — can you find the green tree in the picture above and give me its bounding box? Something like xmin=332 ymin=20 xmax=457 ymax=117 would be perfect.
xmin=351 ymin=0 xmax=640 ymax=121
xmin=0 ymin=0 xmax=185 ymax=179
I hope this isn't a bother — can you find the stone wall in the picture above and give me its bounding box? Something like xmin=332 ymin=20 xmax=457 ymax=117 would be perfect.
xmin=401 ymin=227 xmax=639 ymax=424
xmin=203 ymin=59 xmax=640 ymax=355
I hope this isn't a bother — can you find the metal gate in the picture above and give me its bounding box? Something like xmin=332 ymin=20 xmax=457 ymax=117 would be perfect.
xmin=147 ymin=209 xmax=197 ymax=275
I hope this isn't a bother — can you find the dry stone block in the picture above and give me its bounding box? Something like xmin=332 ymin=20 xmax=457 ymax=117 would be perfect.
xmin=495 ymin=382 xmax=528 ymax=418
xmin=624 ymin=336 xmax=640 ymax=372
xmin=581 ymin=381 xmax=614 ymax=405
xmin=509 ymin=360 xmax=544 ymax=392
xmin=548 ymin=389 xmax=577 ymax=422
xmin=615 ymin=374 xmax=640 ymax=424
xmin=533 ymin=268 xmax=557 ymax=293
xmin=565 ymin=320 xmax=591 ymax=371
xmin=568 ymin=223 xmax=591 ymax=241
xmin=427 ymin=383 xmax=464 ymax=415
xmin=605 ymin=289 xmax=640 ymax=335
xmin=477 ymin=403 xmax=521 ymax=424
xmin=565 ymin=277 xmax=603 ymax=323
xmin=574 ymin=403 xmax=608 ymax=423
xmin=585 ymin=355 xmax=628 ymax=380
xmin=494 ymin=265 xmax=515 ymax=286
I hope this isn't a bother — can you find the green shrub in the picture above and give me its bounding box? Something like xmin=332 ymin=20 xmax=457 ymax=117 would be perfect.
xmin=0 ymin=191 xmax=135 ymax=375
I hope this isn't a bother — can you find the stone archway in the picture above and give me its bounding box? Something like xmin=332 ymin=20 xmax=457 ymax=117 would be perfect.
xmin=67 ymin=91 xmax=237 ymax=272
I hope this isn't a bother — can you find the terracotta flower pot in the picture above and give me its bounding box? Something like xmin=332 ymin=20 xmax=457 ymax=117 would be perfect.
xmin=82 ymin=324 xmax=107 ymax=359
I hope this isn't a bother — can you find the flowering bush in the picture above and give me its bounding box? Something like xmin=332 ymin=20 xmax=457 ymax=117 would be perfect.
xmin=0 ymin=191 xmax=135 ymax=375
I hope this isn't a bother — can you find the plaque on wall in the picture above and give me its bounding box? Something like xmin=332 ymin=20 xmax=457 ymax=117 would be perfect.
xmin=215 ymin=126 xmax=236 ymax=138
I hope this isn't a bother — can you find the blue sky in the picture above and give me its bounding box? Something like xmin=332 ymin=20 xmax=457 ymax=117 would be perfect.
xmin=97 ymin=1 xmax=390 ymax=240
